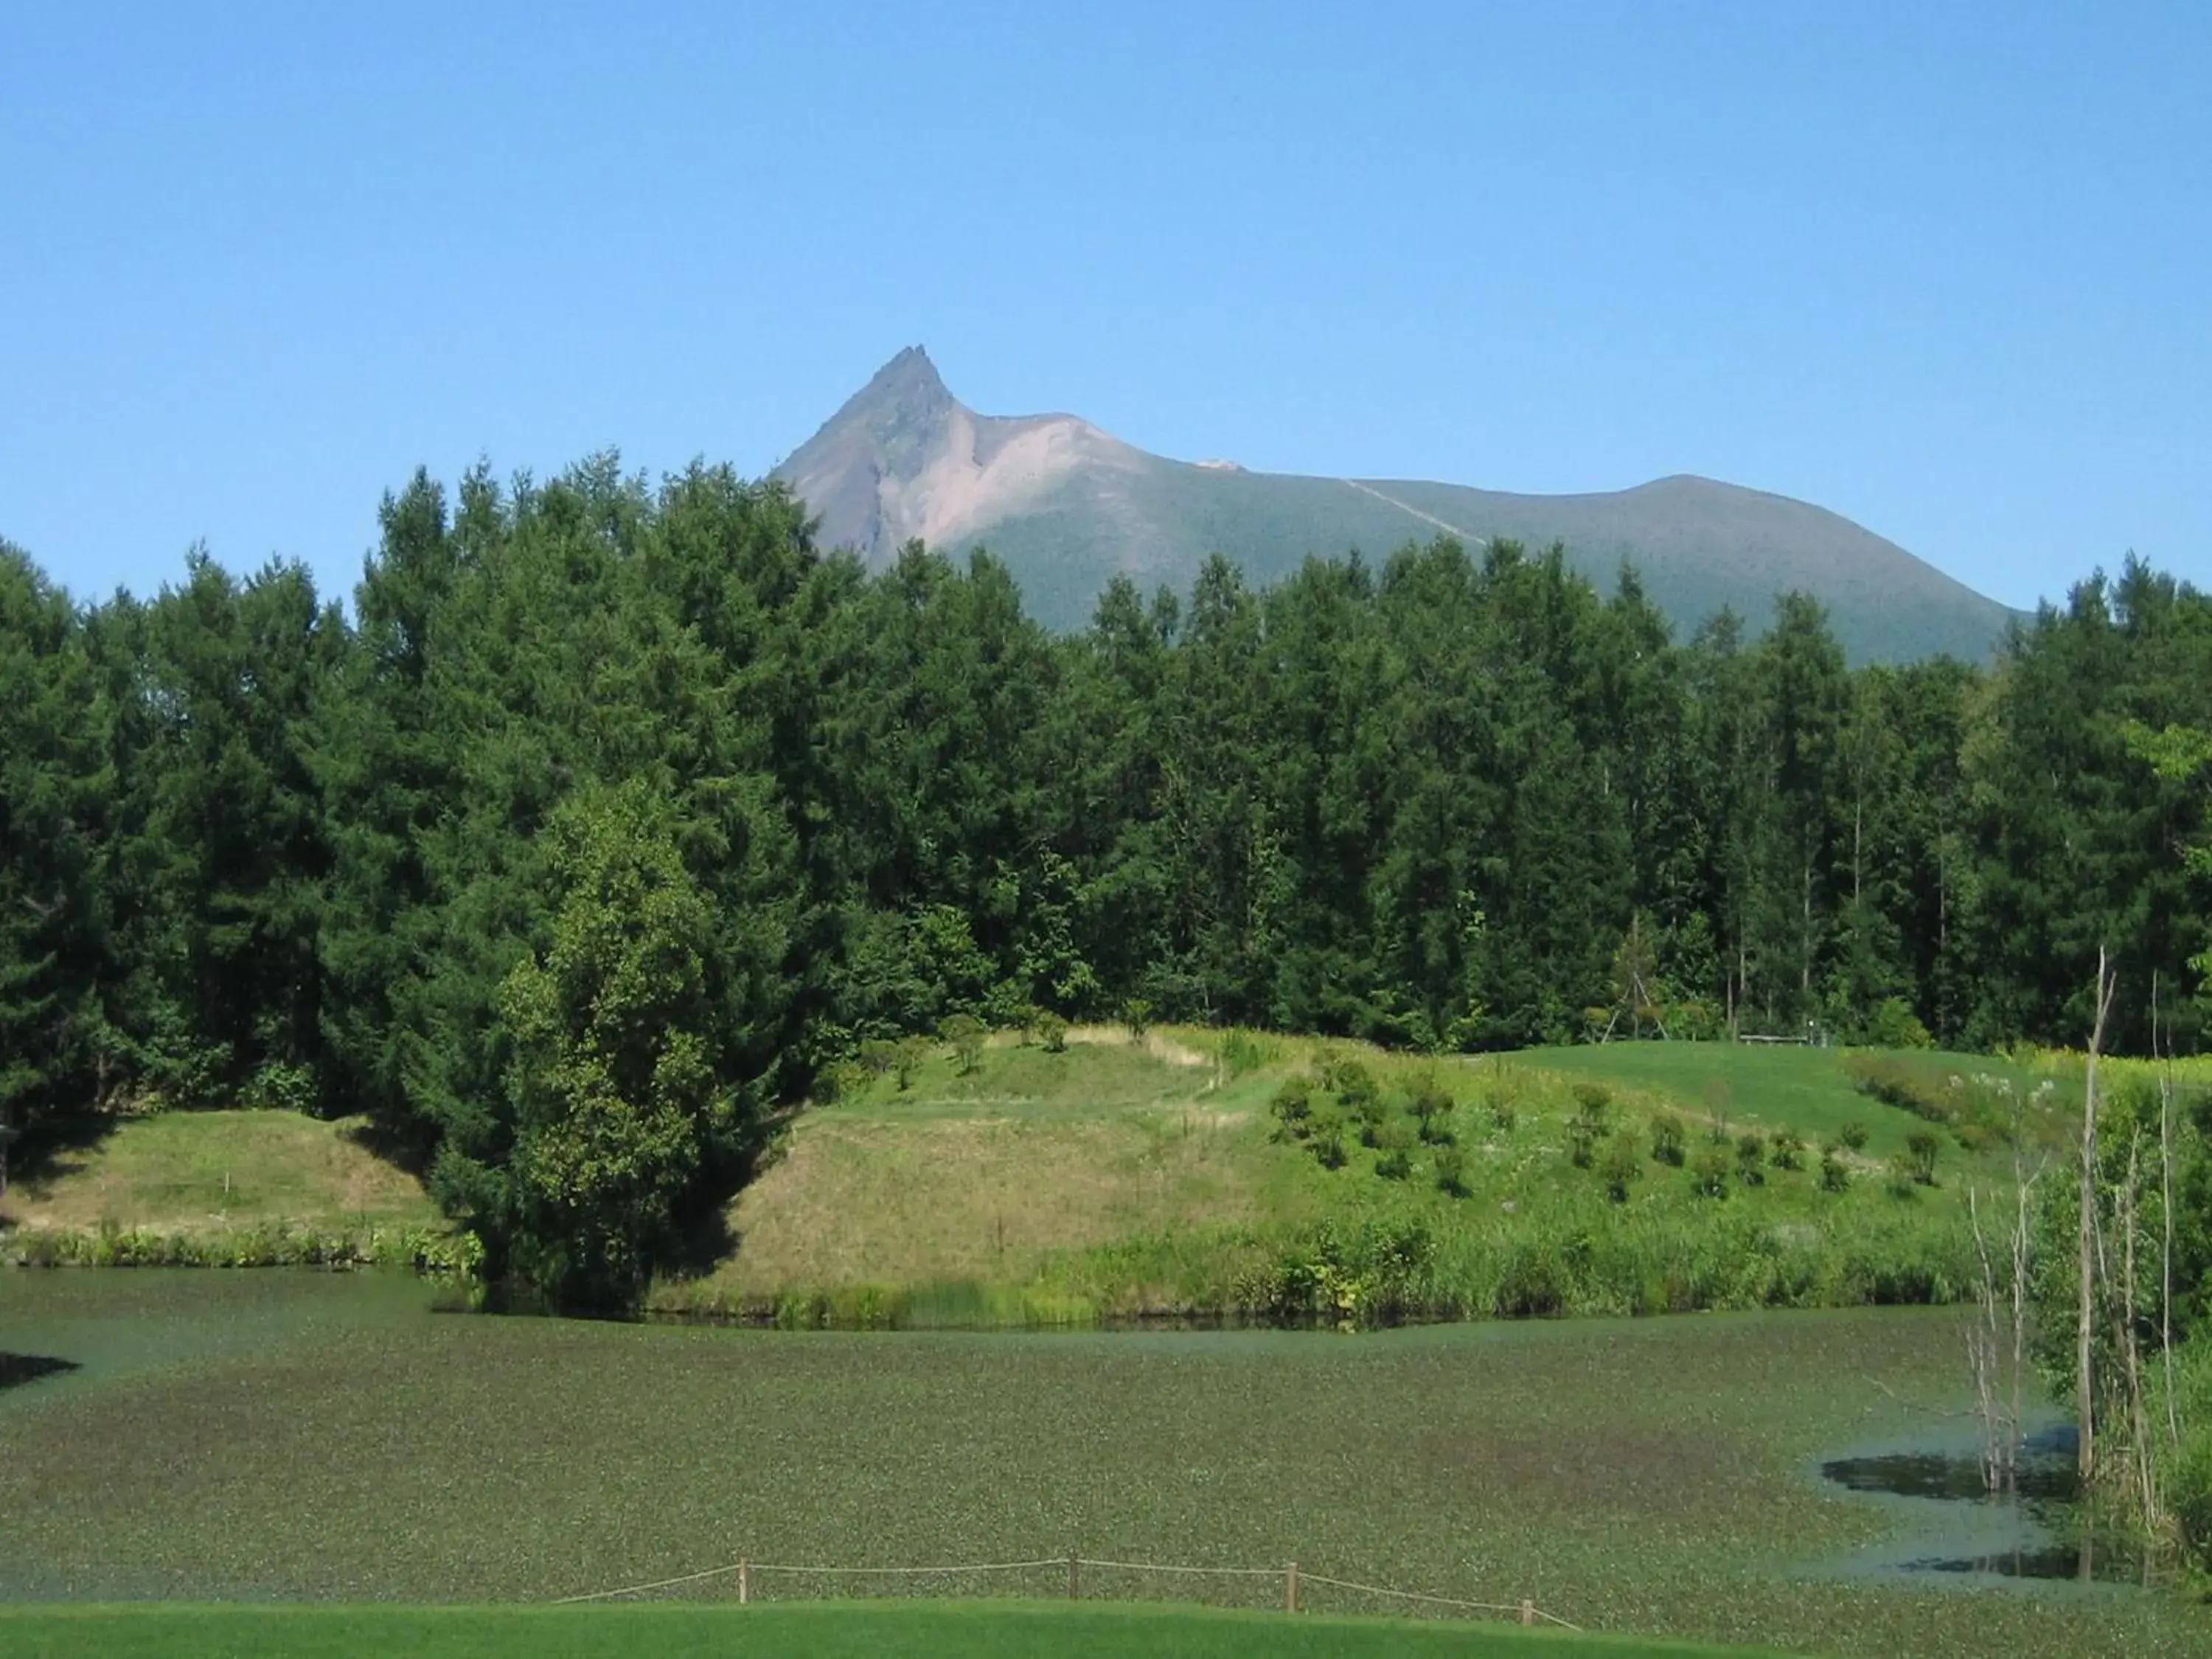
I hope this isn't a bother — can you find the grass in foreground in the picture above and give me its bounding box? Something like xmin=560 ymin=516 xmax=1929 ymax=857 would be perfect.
xmin=0 ymin=1601 xmax=1781 ymax=1659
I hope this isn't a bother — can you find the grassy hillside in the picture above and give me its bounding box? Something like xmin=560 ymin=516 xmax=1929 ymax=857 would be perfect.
xmin=1 ymin=1034 xmax=2098 ymax=1318
xmin=0 ymin=1110 xmax=441 ymax=1266
xmin=657 ymin=1032 xmax=2023 ymax=1326
xmin=0 ymin=1602 xmax=1791 ymax=1659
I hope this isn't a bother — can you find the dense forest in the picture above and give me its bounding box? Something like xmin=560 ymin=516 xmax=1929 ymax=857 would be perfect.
xmin=2 ymin=456 xmax=2208 ymax=1300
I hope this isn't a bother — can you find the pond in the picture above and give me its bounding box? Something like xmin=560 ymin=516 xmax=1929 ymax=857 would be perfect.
xmin=1 ymin=1270 xmax=2201 ymax=1657
xmin=1817 ymin=1421 xmax=2149 ymax=1584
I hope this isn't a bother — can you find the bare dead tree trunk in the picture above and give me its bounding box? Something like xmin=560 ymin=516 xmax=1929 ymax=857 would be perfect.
xmin=1967 ymin=1187 xmax=2014 ymax=1495
xmin=2008 ymin=1099 xmax=2042 ymax=1504
xmin=2079 ymin=948 xmax=2116 ymax=1485
xmin=2120 ymin=1135 xmax=2155 ymax=1523
xmin=1800 ymin=853 xmax=1813 ymax=1002
xmin=2157 ymin=975 xmax=2181 ymax=1449
xmin=1854 ymin=795 xmax=1864 ymax=907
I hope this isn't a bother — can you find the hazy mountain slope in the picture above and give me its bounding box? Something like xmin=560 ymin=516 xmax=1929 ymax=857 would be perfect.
xmin=774 ymin=348 xmax=2017 ymax=661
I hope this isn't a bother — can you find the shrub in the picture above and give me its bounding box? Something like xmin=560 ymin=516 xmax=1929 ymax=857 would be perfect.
xmin=1843 ymin=1052 xmax=1948 ymax=1119
xmin=1375 ymin=1146 xmax=1413 ymax=1181
xmin=2175 ymin=1425 xmax=2212 ymax=1573
xmin=942 ymin=1012 xmax=987 ymax=1075
xmin=1220 ymin=1031 xmax=1270 ymax=1078
xmin=1691 ymin=1144 xmax=1733 ymax=1198
xmin=243 ymin=1060 xmax=317 ymax=1113
xmin=1820 ymin=1146 xmax=1851 ymax=1192
xmin=1838 ymin=1119 xmax=1870 ymax=1151
xmin=1863 ymin=996 xmax=1934 ymax=1050
xmin=1351 ymin=1094 xmax=1390 ymax=1144
xmin=858 ymin=1039 xmax=897 ymax=1079
xmin=1487 ymin=1095 xmax=1517 ymax=1134
xmin=1649 ymin=1113 xmax=1686 ymax=1166
xmin=1953 ymin=1119 xmax=2000 ymax=1154
xmin=1433 ymin=1144 xmax=1470 ymax=1198
xmin=1842 ymin=1053 xmax=2020 ymax=1152
xmin=1568 ymin=1119 xmax=1600 ymax=1169
xmin=1770 ymin=1129 xmax=1806 ymax=1172
xmin=1124 ymin=998 xmax=1153 ymax=1042
xmin=1326 ymin=1058 xmax=1380 ymax=1116
xmin=1270 ymin=1077 xmax=1314 ymax=1140
xmin=1885 ymin=1154 xmax=1920 ymax=1200
xmin=1571 ymin=1083 xmax=1611 ymax=1132
xmin=1735 ymin=1131 xmax=1767 ymax=1186
xmin=2167 ymin=1338 xmax=2212 ymax=1572
xmin=1409 ymin=1078 xmax=1455 ymax=1144
xmin=1601 ymin=1132 xmax=1643 ymax=1203
xmin=817 ymin=1060 xmax=866 ymax=1105
xmin=1904 ymin=1128 xmax=1941 ymax=1186
xmin=1309 ymin=1110 xmax=1349 ymax=1170
xmin=892 ymin=1035 xmax=930 ymax=1091
xmin=1036 ymin=1012 xmax=1069 ymax=1054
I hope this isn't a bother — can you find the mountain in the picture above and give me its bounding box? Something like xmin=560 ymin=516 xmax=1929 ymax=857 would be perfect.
xmin=773 ymin=347 xmax=2017 ymax=661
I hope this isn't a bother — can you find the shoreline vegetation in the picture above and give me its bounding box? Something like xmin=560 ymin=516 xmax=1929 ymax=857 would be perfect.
xmin=10 ymin=1031 xmax=2183 ymax=1336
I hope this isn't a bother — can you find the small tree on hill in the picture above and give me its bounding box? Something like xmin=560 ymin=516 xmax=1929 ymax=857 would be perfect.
xmin=1601 ymin=1131 xmax=1642 ymax=1202
xmin=943 ymin=1012 xmax=986 ymax=1077
xmin=892 ymin=1035 xmax=930 ymax=1091
xmin=1409 ymin=1077 xmax=1455 ymax=1144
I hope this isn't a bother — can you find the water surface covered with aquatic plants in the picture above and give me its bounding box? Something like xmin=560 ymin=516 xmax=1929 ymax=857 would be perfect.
xmin=0 ymin=1271 xmax=2202 ymax=1656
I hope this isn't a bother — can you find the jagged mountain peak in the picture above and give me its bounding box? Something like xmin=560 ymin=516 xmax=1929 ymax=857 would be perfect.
xmin=801 ymin=346 xmax=959 ymax=458
xmin=775 ymin=351 xmax=1141 ymax=566
xmin=773 ymin=354 xmax=2017 ymax=661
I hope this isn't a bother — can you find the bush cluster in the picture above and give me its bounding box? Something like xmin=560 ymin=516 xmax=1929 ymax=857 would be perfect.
xmin=1271 ymin=1065 xmax=1464 ymax=1193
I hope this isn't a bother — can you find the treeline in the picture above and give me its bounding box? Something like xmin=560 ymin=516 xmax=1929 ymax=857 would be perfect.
xmin=1 ymin=455 xmax=2208 ymax=1299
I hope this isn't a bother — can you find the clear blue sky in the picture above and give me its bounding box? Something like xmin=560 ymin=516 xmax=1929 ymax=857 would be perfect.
xmin=4 ymin=2 xmax=2206 ymax=613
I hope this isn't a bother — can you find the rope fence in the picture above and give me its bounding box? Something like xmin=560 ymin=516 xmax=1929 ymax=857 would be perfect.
xmin=552 ymin=1551 xmax=1579 ymax=1630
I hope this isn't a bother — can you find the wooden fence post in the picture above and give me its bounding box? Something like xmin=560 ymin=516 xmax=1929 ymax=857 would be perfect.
xmin=738 ymin=1559 xmax=749 ymax=1604
xmin=1285 ymin=1561 xmax=1299 ymax=1613
xmin=1067 ymin=1552 xmax=1079 ymax=1600
xmin=1520 ymin=1598 xmax=1535 ymax=1627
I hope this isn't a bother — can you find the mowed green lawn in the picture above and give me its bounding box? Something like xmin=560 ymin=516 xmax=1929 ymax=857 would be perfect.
xmin=0 ymin=1601 xmax=1781 ymax=1659
xmin=1517 ymin=1042 xmax=2044 ymax=1158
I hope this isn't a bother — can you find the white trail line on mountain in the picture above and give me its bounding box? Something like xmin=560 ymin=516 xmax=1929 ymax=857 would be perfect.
xmin=1338 ymin=479 xmax=1488 ymax=547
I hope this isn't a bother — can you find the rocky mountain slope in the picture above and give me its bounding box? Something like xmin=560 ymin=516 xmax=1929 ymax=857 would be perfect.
xmin=774 ymin=347 xmax=2016 ymax=661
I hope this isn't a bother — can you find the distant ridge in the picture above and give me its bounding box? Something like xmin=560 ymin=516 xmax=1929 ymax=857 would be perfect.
xmin=774 ymin=348 xmax=2018 ymax=662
